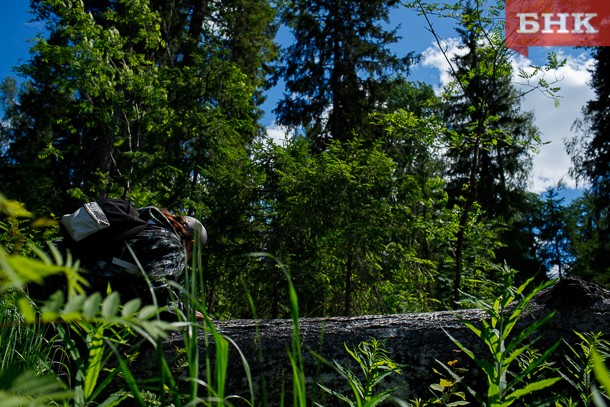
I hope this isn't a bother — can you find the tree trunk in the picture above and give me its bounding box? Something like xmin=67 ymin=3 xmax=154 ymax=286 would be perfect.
xmin=452 ymin=138 xmax=480 ymax=308
xmin=133 ymin=278 xmax=610 ymax=405
xmin=344 ymin=249 xmax=353 ymax=316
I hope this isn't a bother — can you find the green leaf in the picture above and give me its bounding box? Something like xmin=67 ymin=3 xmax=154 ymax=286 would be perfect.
xmin=95 ymin=391 xmax=132 ymax=407
xmin=84 ymin=326 xmax=106 ymax=400
xmin=1 ymin=253 xmax=66 ymax=292
xmin=508 ymin=341 xmax=560 ymax=389
xmin=17 ymin=297 xmax=36 ymax=323
xmin=138 ymin=304 xmax=158 ymax=320
xmin=121 ymin=298 xmax=142 ymax=317
xmin=101 ymin=291 xmax=120 ymax=317
xmin=593 ymin=348 xmax=610 ymax=396
xmin=504 ymin=377 xmax=562 ymax=403
xmin=83 ymin=292 xmax=102 ymax=318
xmin=0 ymin=195 xmax=32 ymax=218
xmin=0 ymin=369 xmax=72 ymax=405
xmin=363 ymin=391 xmax=391 ymax=407
xmin=63 ymin=294 xmax=87 ymax=315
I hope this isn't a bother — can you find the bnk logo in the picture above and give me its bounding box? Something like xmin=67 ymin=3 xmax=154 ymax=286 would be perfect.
xmin=505 ymin=0 xmax=610 ymax=56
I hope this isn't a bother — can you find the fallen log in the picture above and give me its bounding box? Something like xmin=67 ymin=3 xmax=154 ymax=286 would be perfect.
xmin=134 ymin=278 xmax=610 ymax=405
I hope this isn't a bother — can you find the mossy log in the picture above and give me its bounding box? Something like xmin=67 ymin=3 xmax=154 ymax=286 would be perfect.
xmin=134 ymin=278 xmax=610 ymax=405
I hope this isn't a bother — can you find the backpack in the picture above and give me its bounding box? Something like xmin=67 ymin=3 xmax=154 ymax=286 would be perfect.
xmin=60 ymin=198 xmax=149 ymax=262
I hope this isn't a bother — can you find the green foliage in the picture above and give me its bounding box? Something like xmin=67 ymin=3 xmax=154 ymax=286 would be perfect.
xmin=315 ymin=339 xmax=404 ymax=407
xmin=425 ymin=360 xmax=469 ymax=406
xmin=592 ymin=348 xmax=610 ymax=406
xmin=0 ymin=197 xmax=176 ymax=406
xmin=0 ymin=369 xmax=72 ymax=406
xmin=568 ymin=47 xmax=610 ymax=210
xmin=560 ymin=332 xmax=610 ymax=406
xmin=445 ymin=264 xmax=561 ymax=406
xmin=1 ymin=0 xmax=275 ymax=246
xmin=261 ymin=134 xmax=450 ymax=316
xmin=2 ymin=253 xmax=175 ymax=406
xmin=563 ymin=192 xmax=610 ymax=288
xmin=3 ymin=195 xmax=610 ymax=406
xmin=0 ymin=0 xmax=578 ymax=320
xmin=0 ymin=0 xmax=609 ymax=401
xmin=408 ymin=0 xmax=548 ymax=304
xmin=275 ymin=0 xmax=414 ymax=148
xmin=536 ymin=185 xmax=573 ymax=279
xmin=515 ymin=51 xmax=566 ymax=105
xmin=0 ymin=193 xmax=55 ymax=257
xmin=0 ymin=293 xmax=73 ymax=405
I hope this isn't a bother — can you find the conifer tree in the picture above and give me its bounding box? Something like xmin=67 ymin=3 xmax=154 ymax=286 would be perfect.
xmin=566 ymin=47 xmax=610 ymax=284
xmin=537 ymin=186 xmax=572 ymax=280
xmin=274 ymin=0 xmax=414 ymax=151
xmin=575 ymin=47 xmax=610 ymax=209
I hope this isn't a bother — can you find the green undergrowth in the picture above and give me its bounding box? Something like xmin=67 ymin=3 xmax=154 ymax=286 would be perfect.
xmin=2 ymin=194 xmax=610 ymax=406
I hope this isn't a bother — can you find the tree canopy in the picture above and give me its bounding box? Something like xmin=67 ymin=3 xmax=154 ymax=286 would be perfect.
xmin=0 ymin=0 xmax=606 ymax=318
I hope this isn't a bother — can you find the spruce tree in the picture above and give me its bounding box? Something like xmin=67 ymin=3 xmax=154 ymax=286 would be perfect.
xmin=537 ymin=186 xmax=572 ymax=280
xmin=577 ymin=47 xmax=610 ymax=209
xmin=274 ymin=0 xmax=414 ymax=151
xmin=566 ymin=47 xmax=610 ymax=284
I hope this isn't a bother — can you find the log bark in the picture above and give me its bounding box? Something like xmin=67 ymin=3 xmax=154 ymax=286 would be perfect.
xmin=135 ymin=278 xmax=610 ymax=405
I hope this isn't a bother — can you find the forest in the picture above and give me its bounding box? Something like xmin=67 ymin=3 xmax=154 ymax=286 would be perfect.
xmin=1 ymin=0 xmax=607 ymax=318
xmin=1 ymin=0 xmax=610 ymax=404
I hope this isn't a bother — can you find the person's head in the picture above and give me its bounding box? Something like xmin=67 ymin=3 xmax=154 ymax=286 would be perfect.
xmin=183 ymin=215 xmax=207 ymax=252
xmin=161 ymin=210 xmax=207 ymax=261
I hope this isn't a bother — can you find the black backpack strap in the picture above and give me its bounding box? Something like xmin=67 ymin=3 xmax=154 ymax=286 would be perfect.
xmin=111 ymin=256 xmax=139 ymax=274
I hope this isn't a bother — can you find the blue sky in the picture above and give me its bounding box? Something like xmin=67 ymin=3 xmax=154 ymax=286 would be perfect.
xmin=0 ymin=3 xmax=594 ymax=198
xmin=0 ymin=3 xmax=41 ymax=81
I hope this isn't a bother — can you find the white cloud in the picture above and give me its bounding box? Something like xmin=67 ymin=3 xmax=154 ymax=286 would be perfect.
xmin=265 ymin=123 xmax=290 ymax=146
xmin=516 ymin=52 xmax=594 ymax=193
xmin=420 ymin=40 xmax=595 ymax=194
xmin=421 ymin=37 xmax=467 ymax=89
